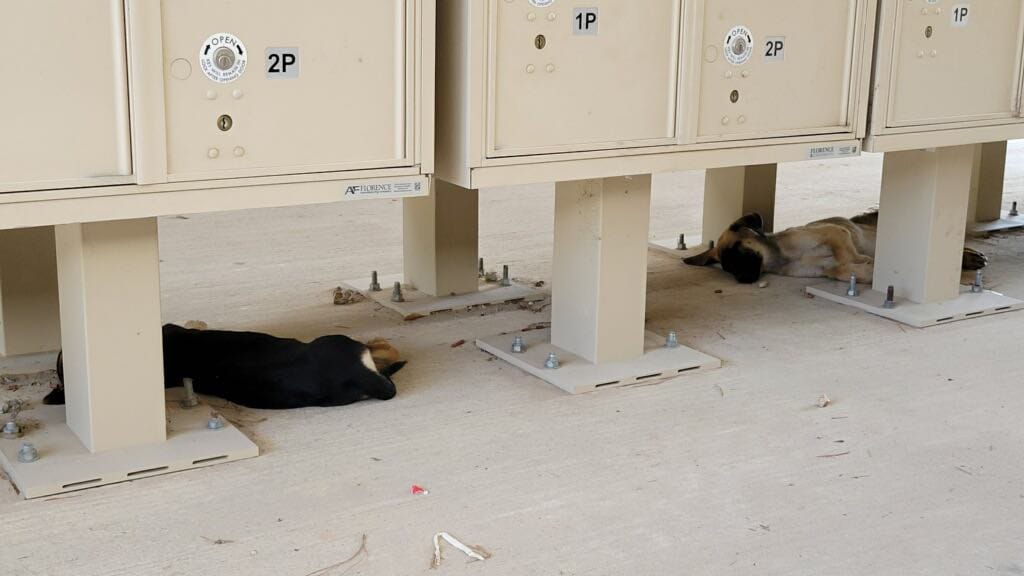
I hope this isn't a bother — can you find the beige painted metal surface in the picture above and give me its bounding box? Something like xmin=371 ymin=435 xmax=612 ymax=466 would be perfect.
xmin=867 ymin=0 xmax=1024 ymax=151
xmin=0 ymin=389 xmax=258 ymax=499
xmin=157 ymin=0 xmax=414 ymax=181
xmin=873 ymin=147 xmax=974 ymax=304
xmin=0 ymin=228 xmax=60 ymax=357
xmin=437 ymin=0 xmax=877 ymax=189
xmin=403 ymin=181 xmax=479 ymax=297
xmin=0 ymin=0 xmax=132 ymax=193
xmin=887 ymin=2 xmax=1024 ymax=127
xmin=695 ymin=0 xmax=861 ymax=141
xmin=807 ymin=282 xmax=1023 ymax=328
xmin=488 ymin=0 xmax=681 ymax=156
xmin=340 ymin=273 xmax=543 ymax=320
xmin=55 ymin=219 xmax=165 ymax=453
xmin=969 ymin=142 xmax=1009 ymax=225
xmin=477 ymin=329 xmax=721 ymax=395
xmin=1 ymin=1 xmax=435 ymax=223
xmin=702 ymin=164 xmax=777 ymax=242
xmin=551 ymin=176 xmax=651 ymax=365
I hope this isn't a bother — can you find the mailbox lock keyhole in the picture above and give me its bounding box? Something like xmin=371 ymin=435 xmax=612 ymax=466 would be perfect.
xmin=217 ymin=114 xmax=233 ymax=132
xmin=535 ymin=35 xmax=547 ymax=50
xmin=730 ymin=90 xmax=740 ymax=104
xmin=925 ymin=26 xmax=933 ymax=39
xmin=214 ymin=47 xmax=237 ymax=71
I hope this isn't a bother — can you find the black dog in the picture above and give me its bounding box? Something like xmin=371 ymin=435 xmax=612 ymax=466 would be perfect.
xmin=45 ymin=324 xmax=406 ymax=410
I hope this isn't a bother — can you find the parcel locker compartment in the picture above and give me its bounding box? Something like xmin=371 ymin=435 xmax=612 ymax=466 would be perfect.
xmin=697 ymin=0 xmax=860 ymax=140
xmin=887 ymin=0 xmax=1024 ymax=127
xmin=0 ymin=0 xmax=131 ymax=190
xmin=487 ymin=0 xmax=682 ymax=157
xmin=161 ymin=0 xmax=412 ymax=180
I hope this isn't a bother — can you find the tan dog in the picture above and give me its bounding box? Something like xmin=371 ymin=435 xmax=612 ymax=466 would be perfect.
xmin=684 ymin=212 xmax=987 ymax=284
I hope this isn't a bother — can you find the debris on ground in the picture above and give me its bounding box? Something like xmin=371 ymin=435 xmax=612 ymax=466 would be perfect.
xmin=305 ymin=534 xmax=368 ymax=576
xmin=201 ymin=536 xmax=235 ymax=545
xmin=432 ymin=532 xmax=490 ymax=569
xmin=183 ymin=320 xmax=209 ymax=330
xmin=522 ymin=322 xmax=550 ymax=333
xmin=715 ymin=289 xmax=724 ymax=294
xmin=411 ymin=485 xmax=429 ymax=495
xmin=333 ymin=287 xmax=366 ymax=306
xmin=404 ymin=313 xmax=427 ymax=322
xmin=534 ymin=281 xmax=546 ymax=288
xmin=818 ymin=394 xmax=832 ymax=408
xmin=804 ymin=292 xmax=816 ymax=299
xmin=484 ymin=271 xmax=499 ymax=283
xmin=450 ymin=340 xmax=466 ymax=349
xmin=758 ymin=281 xmax=770 ymax=289
xmin=816 ymin=451 xmax=851 ymax=459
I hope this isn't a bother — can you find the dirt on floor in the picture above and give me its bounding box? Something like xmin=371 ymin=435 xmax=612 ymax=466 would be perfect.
xmin=2 ymin=150 xmax=1024 ymax=575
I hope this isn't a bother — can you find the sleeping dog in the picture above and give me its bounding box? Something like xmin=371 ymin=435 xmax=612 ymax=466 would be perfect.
xmin=44 ymin=324 xmax=406 ymax=409
xmin=685 ymin=212 xmax=988 ymax=284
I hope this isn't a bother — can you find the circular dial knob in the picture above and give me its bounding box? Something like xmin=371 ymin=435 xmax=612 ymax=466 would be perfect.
xmin=730 ymin=35 xmax=748 ymax=57
xmin=213 ymin=47 xmax=236 ymax=71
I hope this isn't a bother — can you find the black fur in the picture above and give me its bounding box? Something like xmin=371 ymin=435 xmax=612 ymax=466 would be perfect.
xmin=44 ymin=325 xmax=404 ymax=410
xmin=719 ymin=243 xmax=764 ymax=284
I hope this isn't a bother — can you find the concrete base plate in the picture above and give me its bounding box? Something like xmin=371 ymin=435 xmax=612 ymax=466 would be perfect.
xmin=648 ymin=235 xmax=704 ymax=258
xmin=0 ymin=388 xmax=258 ymax=499
xmin=476 ymin=328 xmax=721 ymax=395
xmin=806 ymin=282 xmax=1024 ymax=328
xmin=340 ymin=273 xmax=545 ymax=319
xmin=970 ymin=213 xmax=1024 ymax=235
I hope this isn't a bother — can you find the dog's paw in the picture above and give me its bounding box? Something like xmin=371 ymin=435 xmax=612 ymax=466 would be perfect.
xmin=962 ymin=248 xmax=988 ymax=271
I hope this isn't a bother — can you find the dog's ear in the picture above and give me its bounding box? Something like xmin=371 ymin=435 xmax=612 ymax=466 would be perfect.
xmin=729 ymin=213 xmax=765 ymax=234
xmin=683 ymin=247 xmax=719 ymax=267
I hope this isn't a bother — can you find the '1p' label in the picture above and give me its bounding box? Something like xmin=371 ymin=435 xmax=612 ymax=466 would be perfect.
xmin=952 ymin=4 xmax=970 ymax=27
xmin=573 ymin=8 xmax=598 ymax=35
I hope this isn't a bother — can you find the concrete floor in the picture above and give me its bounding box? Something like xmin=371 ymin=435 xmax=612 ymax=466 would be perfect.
xmin=2 ymin=147 xmax=1024 ymax=575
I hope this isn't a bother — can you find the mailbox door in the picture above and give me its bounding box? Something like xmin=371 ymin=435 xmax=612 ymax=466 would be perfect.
xmin=697 ymin=0 xmax=862 ymax=140
xmin=161 ymin=0 xmax=413 ymax=181
xmin=887 ymin=0 xmax=1024 ymax=127
xmin=487 ymin=0 xmax=682 ymax=157
xmin=0 ymin=0 xmax=131 ymax=191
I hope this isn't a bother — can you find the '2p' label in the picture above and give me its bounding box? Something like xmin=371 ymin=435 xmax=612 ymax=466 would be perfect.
xmin=724 ymin=26 xmax=754 ymax=66
xmin=199 ymin=33 xmax=248 ymax=84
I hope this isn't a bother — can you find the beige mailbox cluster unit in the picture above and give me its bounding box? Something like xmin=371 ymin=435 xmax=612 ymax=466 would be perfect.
xmin=411 ymin=0 xmax=879 ymax=393
xmin=808 ymin=0 xmax=1024 ymax=326
xmin=0 ymin=0 xmax=435 ymax=498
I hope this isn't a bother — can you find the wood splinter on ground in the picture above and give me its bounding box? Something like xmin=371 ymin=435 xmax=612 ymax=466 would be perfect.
xmin=818 ymin=394 xmax=832 ymax=408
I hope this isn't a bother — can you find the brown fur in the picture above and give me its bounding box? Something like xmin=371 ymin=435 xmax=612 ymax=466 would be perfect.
xmin=685 ymin=212 xmax=987 ymax=284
